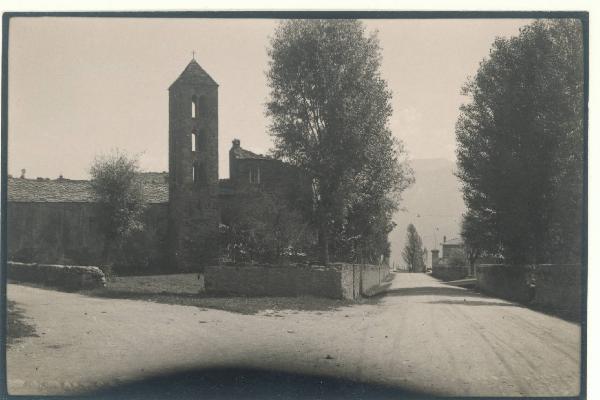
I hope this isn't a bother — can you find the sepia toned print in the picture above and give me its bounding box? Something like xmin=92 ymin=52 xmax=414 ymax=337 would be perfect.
xmin=4 ymin=14 xmax=585 ymax=398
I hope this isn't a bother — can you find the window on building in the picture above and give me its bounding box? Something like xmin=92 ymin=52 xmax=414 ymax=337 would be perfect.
xmin=192 ymin=163 xmax=197 ymax=183
xmin=192 ymin=96 xmax=198 ymax=119
xmin=249 ymin=166 xmax=261 ymax=184
xmin=191 ymin=133 xmax=196 ymax=152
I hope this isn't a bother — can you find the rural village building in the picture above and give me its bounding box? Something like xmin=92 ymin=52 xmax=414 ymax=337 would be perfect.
xmin=7 ymin=59 xmax=306 ymax=271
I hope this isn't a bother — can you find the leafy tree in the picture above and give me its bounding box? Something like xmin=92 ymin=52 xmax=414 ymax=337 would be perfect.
xmin=456 ymin=19 xmax=584 ymax=265
xmin=402 ymin=224 xmax=426 ymax=272
xmin=266 ymin=19 xmax=413 ymax=264
xmin=89 ymin=150 xmax=146 ymax=269
xmin=332 ymin=195 xmax=398 ymax=264
xmin=460 ymin=209 xmax=498 ymax=269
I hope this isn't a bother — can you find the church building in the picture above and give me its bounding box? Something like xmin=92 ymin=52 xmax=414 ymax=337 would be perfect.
xmin=7 ymin=59 xmax=306 ymax=271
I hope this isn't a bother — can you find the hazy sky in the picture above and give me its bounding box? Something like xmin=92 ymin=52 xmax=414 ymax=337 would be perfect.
xmin=8 ymin=17 xmax=529 ymax=180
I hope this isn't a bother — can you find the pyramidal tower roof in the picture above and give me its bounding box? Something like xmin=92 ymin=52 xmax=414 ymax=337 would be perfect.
xmin=169 ymin=59 xmax=218 ymax=89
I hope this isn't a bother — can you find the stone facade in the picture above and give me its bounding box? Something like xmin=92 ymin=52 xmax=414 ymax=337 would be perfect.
xmin=6 ymin=179 xmax=168 ymax=269
xmin=168 ymin=60 xmax=220 ymax=271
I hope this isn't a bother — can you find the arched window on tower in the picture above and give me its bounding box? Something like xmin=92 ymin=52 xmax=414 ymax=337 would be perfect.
xmin=191 ymin=132 xmax=197 ymax=152
xmin=191 ymin=96 xmax=199 ymax=119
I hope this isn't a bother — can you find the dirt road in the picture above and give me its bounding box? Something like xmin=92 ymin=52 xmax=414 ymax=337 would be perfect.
xmin=7 ymin=273 xmax=580 ymax=397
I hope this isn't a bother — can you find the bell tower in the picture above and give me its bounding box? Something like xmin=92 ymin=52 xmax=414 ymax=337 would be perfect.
xmin=168 ymin=59 xmax=219 ymax=270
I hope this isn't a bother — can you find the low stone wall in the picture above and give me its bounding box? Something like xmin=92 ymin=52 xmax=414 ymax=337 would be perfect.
xmin=476 ymin=264 xmax=582 ymax=317
xmin=8 ymin=261 xmax=106 ymax=291
xmin=476 ymin=264 xmax=533 ymax=303
xmin=432 ymin=265 xmax=470 ymax=281
xmin=532 ymin=264 xmax=581 ymax=317
xmin=204 ymin=263 xmax=390 ymax=299
xmin=357 ymin=264 xmax=392 ymax=296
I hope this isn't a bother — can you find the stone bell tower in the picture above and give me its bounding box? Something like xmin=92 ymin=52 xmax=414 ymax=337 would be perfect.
xmin=168 ymin=59 xmax=219 ymax=270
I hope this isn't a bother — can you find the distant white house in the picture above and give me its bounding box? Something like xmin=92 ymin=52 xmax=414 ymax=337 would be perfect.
xmin=431 ymin=236 xmax=464 ymax=267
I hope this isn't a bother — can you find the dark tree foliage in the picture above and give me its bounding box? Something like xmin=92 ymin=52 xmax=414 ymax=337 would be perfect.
xmin=89 ymin=150 xmax=146 ymax=270
xmin=456 ymin=19 xmax=584 ymax=265
xmin=220 ymin=189 xmax=314 ymax=264
xmin=266 ymin=19 xmax=413 ymax=264
xmin=402 ymin=224 xmax=426 ymax=272
xmin=460 ymin=209 xmax=499 ymax=268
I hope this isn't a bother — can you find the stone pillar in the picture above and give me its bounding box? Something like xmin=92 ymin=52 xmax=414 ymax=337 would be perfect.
xmin=431 ymin=249 xmax=440 ymax=268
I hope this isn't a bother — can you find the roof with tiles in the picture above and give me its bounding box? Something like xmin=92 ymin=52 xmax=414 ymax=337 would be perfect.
xmin=8 ymin=177 xmax=169 ymax=204
xmin=169 ymin=59 xmax=218 ymax=89
xmin=230 ymin=139 xmax=273 ymax=161
xmin=135 ymin=171 xmax=169 ymax=184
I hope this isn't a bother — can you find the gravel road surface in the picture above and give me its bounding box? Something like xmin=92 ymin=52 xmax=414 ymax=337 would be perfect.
xmin=7 ymin=273 xmax=580 ymax=397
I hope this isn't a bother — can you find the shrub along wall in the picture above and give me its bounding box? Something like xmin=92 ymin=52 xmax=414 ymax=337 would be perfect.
xmin=204 ymin=263 xmax=391 ymax=299
xmin=8 ymin=261 xmax=106 ymax=291
xmin=476 ymin=264 xmax=582 ymax=318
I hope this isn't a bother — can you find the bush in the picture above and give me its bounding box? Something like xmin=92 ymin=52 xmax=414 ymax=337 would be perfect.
xmin=220 ymin=189 xmax=314 ymax=264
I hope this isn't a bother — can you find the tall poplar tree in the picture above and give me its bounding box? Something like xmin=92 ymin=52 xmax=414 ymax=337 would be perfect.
xmin=266 ymin=19 xmax=413 ymax=264
xmin=456 ymin=19 xmax=584 ymax=264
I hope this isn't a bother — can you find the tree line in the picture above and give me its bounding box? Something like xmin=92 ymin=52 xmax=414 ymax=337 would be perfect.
xmin=457 ymin=19 xmax=584 ymax=266
xmin=88 ymin=18 xmax=584 ymax=272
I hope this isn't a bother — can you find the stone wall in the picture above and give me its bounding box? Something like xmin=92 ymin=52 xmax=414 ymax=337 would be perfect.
xmin=358 ymin=264 xmax=391 ymax=296
xmin=8 ymin=202 xmax=103 ymax=265
xmin=532 ymin=264 xmax=581 ymax=318
xmin=432 ymin=265 xmax=470 ymax=281
xmin=476 ymin=264 xmax=534 ymax=303
xmin=204 ymin=263 xmax=391 ymax=299
xmin=7 ymin=202 xmax=169 ymax=272
xmin=8 ymin=261 xmax=106 ymax=291
xmin=476 ymin=264 xmax=582 ymax=318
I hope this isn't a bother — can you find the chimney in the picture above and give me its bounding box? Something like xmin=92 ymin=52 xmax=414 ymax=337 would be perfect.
xmin=443 ymin=235 xmax=446 ymax=243
xmin=20 ymin=168 xmax=26 ymax=179
xmin=229 ymin=139 xmax=241 ymax=182
xmin=58 ymin=174 xmax=64 ymax=180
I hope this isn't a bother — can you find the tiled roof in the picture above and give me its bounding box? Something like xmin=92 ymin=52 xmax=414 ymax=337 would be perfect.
xmin=8 ymin=177 xmax=168 ymax=204
xmin=230 ymin=145 xmax=273 ymax=161
xmin=169 ymin=59 xmax=218 ymax=89
xmin=139 ymin=183 xmax=169 ymax=204
xmin=136 ymin=172 xmax=169 ymax=184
